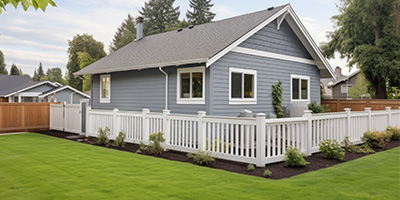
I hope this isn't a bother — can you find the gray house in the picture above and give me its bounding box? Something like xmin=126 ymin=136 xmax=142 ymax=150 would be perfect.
xmin=0 ymin=75 xmax=90 ymax=104
xmin=321 ymin=67 xmax=360 ymax=99
xmin=75 ymin=4 xmax=335 ymax=116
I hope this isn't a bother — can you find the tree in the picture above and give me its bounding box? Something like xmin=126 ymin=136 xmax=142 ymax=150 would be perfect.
xmin=10 ymin=63 xmax=19 ymax=75
xmin=0 ymin=50 xmax=7 ymax=74
xmin=77 ymin=52 xmax=97 ymax=92
xmin=139 ymin=0 xmax=180 ymax=36
xmin=67 ymin=34 xmax=106 ymax=91
xmin=0 ymin=0 xmax=56 ymax=14
xmin=186 ymin=0 xmax=215 ymax=25
xmin=321 ymin=0 xmax=400 ymax=99
xmin=46 ymin=67 xmax=64 ymax=84
xmin=33 ymin=62 xmax=46 ymax=81
xmin=348 ymin=72 xmax=373 ymax=99
xmin=110 ymin=14 xmax=136 ymax=53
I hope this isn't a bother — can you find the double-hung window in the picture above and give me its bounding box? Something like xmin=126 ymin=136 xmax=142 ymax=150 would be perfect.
xmin=291 ymin=74 xmax=309 ymax=102
xmin=229 ymin=68 xmax=257 ymax=104
xmin=100 ymin=74 xmax=111 ymax=103
xmin=177 ymin=66 xmax=205 ymax=104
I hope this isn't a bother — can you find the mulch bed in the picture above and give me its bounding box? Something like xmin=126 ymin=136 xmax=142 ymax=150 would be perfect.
xmin=35 ymin=130 xmax=400 ymax=180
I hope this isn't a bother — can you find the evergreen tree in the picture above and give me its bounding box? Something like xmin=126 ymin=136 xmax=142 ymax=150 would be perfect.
xmin=33 ymin=62 xmax=46 ymax=81
xmin=110 ymin=14 xmax=136 ymax=53
xmin=67 ymin=34 xmax=106 ymax=91
xmin=10 ymin=63 xmax=19 ymax=75
xmin=186 ymin=0 xmax=215 ymax=25
xmin=0 ymin=50 xmax=7 ymax=74
xmin=46 ymin=67 xmax=64 ymax=84
xmin=139 ymin=0 xmax=180 ymax=35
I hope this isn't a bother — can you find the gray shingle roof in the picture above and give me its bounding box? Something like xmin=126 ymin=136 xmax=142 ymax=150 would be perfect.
xmin=0 ymin=75 xmax=34 ymax=96
xmin=74 ymin=5 xmax=287 ymax=76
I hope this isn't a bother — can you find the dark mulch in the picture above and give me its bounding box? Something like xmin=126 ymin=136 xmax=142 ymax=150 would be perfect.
xmin=35 ymin=130 xmax=400 ymax=180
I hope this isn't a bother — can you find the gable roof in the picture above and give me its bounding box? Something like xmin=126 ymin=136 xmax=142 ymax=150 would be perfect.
xmin=39 ymin=85 xmax=90 ymax=99
xmin=0 ymin=75 xmax=33 ymax=96
xmin=3 ymin=81 xmax=59 ymax=97
xmin=328 ymin=70 xmax=360 ymax=87
xmin=74 ymin=4 xmax=334 ymax=79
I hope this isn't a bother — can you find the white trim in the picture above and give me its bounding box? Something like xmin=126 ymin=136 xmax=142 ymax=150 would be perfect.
xmin=290 ymin=74 xmax=310 ymax=102
xmin=229 ymin=67 xmax=257 ymax=105
xmin=232 ymin=47 xmax=316 ymax=65
xmin=4 ymin=81 xmax=59 ymax=97
xmin=100 ymin=74 xmax=111 ymax=103
xmin=177 ymin=66 xmax=205 ymax=104
xmin=39 ymin=85 xmax=90 ymax=99
xmin=18 ymin=92 xmax=42 ymax=97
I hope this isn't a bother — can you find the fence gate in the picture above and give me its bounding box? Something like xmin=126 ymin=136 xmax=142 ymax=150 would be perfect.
xmin=50 ymin=102 xmax=82 ymax=134
xmin=80 ymin=99 xmax=89 ymax=135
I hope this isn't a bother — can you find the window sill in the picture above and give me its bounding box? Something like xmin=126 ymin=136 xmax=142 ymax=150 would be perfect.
xmin=229 ymin=99 xmax=257 ymax=105
xmin=177 ymin=99 xmax=205 ymax=104
xmin=100 ymin=99 xmax=110 ymax=103
xmin=290 ymin=99 xmax=310 ymax=103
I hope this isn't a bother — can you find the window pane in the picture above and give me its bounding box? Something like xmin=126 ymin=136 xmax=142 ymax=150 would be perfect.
xmin=292 ymin=78 xmax=299 ymax=99
xmin=231 ymin=73 xmax=242 ymax=98
xmin=301 ymin=79 xmax=308 ymax=99
xmin=244 ymin=74 xmax=254 ymax=98
xmin=181 ymin=73 xmax=190 ymax=98
xmin=102 ymin=77 xmax=110 ymax=99
xmin=192 ymin=72 xmax=203 ymax=98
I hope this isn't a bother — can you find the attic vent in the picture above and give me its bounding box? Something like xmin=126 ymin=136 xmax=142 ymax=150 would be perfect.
xmin=188 ymin=25 xmax=194 ymax=29
xmin=177 ymin=28 xmax=183 ymax=32
xmin=267 ymin=6 xmax=274 ymax=10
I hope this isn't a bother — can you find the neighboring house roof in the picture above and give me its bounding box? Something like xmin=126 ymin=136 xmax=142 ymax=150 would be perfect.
xmin=74 ymin=4 xmax=335 ymax=79
xmin=39 ymin=85 xmax=90 ymax=99
xmin=328 ymin=70 xmax=360 ymax=88
xmin=0 ymin=75 xmax=33 ymax=96
xmin=3 ymin=81 xmax=59 ymax=97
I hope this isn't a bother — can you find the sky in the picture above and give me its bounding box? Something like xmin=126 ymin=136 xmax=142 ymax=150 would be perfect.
xmin=0 ymin=0 xmax=354 ymax=77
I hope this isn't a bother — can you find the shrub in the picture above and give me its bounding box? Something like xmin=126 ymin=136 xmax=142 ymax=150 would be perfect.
xmin=114 ymin=131 xmax=126 ymax=148
xmin=264 ymin=169 xmax=272 ymax=178
xmin=247 ymin=164 xmax=255 ymax=171
xmin=284 ymin=147 xmax=309 ymax=167
xmin=308 ymin=101 xmax=330 ymax=113
xmin=187 ymin=150 xmax=215 ymax=166
xmin=362 ymin=130 xmax=392 ymax=148
xmin=319 ymin=139 xmax=345 ymax=160
xmin=386 ymin=126 xmax=400 ymax=140
xmin=97 ymin=127 xmax=110 ymax=146
xmin=341 ymin=136 xmax=375 ymax=154
xmin=357 ymin=144 xmax=375 ymax=154
xmin=147 ymin=132 xmax=166 ymax=155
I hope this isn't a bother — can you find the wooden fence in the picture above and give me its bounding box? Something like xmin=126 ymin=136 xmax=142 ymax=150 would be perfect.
xmin=0 ymin=102 xmax=58 ymax=133
xmin=321 ymin=99 xmax=400 ymax=112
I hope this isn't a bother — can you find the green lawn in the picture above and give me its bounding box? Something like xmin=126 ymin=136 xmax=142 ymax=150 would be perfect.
xmin=0 ymin=133 xmax=399 ymax=200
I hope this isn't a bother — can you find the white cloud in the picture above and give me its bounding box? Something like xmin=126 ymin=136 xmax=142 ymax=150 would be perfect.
xmin=213 ymin=5 xmax=236 ymax=20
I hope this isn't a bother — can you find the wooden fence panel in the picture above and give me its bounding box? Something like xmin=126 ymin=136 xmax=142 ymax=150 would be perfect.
xmin=322 ymin=99 xmax=400 ymax=112
xmin=0 ymin=102 xmax=58 ymax=133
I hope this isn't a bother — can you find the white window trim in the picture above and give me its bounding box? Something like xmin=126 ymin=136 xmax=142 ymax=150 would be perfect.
xmin=177 ymin=66 xmax=205 ymax=104
xmin=341 ymin=84 xmax=353 ymax=94
xmin=290 ymin=74 xmax=310 ymax=102
xmin=229 ymin=67 xmax=257 ymax=105
xmin=100 ymin=74 xmax=111 ymax=103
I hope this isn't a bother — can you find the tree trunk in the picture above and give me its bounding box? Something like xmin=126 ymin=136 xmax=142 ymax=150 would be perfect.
xmin=374 ymin=76 xmax=387 ymax=99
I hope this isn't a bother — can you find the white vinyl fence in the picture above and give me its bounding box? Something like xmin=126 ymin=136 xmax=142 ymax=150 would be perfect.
xmin=81 ymin=106 xmax=400 ymax=167
xmin=50 ymin=103 xmax=81 ymax=134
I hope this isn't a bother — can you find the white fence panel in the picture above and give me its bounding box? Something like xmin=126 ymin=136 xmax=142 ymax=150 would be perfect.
xmin=117 ymin=112 xmax=144 ymax=143
xmin=50 ymin=104 xmax=64 ymax=131
xmin=87 ymin=110 xmax=113 ymax=137
xmin=371 ymin=112 xmax=389 ymax=131
xmin=167 ymin=114 xmax=199 ymax=152
xmin=64 ymin=104 xmax=80 ymax=134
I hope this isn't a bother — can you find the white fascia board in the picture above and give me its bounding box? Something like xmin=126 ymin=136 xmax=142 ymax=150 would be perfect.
xmin=39 ymin=85 xmax=90 ymax=99
xmin=4 ymin=81 xmax=59 ymax=97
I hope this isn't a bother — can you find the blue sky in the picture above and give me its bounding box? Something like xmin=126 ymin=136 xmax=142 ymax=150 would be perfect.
xmin=0 ymin=0 xmax=352 ymax=77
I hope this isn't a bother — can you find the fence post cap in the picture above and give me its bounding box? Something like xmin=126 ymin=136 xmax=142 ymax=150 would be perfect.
xmin=364 ymin=107 xmax=372 ymax=111
xmin=113 ymin=108 xmax=119 ymax=112
xmin=142 ymin=108 xmax=150 ymax=113
xmin=256 ymin=113 xmax=266 ymax=117
xmin=303 ymin=110 xmax=313 ymax=117
xmin=385 ymin=107 xmax=391 ymax=110
xmin=197 ymin=111 xmax=206 ymax=116
xmin=163 ymin=109 xmax=170 ymax=114
xmin=344 ymin=108 xmax=351 ymax=111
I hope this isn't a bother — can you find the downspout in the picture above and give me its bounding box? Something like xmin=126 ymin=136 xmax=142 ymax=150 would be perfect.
xmin=159 ymin=66 xmax=168 ymax=110
xmin=70 ymin=92 xmax=77 ymax=104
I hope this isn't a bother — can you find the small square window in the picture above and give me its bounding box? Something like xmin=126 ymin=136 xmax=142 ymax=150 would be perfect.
xmin=291 ymin=75 xmax=309 ymax=101
xmin=229 ymin=68 xmax=257 ymax=104
xmin=177 ymin=67 xmax=205 ymax=104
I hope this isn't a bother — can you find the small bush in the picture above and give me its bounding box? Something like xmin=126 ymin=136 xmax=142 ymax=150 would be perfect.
xmin=284 ymin=147 xmax=309 ymax=167
xmin=97 ymin=127 xmax=110 ymax=146
xmin=114 ymin=131 xmax=126 ymax=148
xmin=319 ymin=139 xmax=345 ymax=160
xmin=136 ymin=142 xmax=147 ymax=154
xmin=341 ymin=136 xmax=374 ymax=154
xmin=264 ymin=169 xmax=272 ymax=178
xmin=357 ymin=144 xmax=375 ymax=154
xmin=386 ymin=126 xmax=400 ymax=140
xmin=147 ymin=132 xmax=166 ymax=155
xmin=187 ymin=150 xmax=215 ymax=166
xmin=247 ymin=164 xmax=255 ymax=171
xmin=308 ymin=102 xmax=330 ymax=113
xmin=362 ymin=130 xmax=392 ymax=148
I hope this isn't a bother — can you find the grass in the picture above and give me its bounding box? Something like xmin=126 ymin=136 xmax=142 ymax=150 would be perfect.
xmin=0 ymin=133 xmax=399 ymax=200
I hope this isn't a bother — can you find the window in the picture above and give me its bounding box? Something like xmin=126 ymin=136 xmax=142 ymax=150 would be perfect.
xmin=177 ymin=67 xmax=205 ymax=104
xmin=341 ymin=84 xmax=353 ymax=93
xmin=100 ymin=74 xmax=110 ymax=103
xmin=291 ymin=74 xmax=309 ymax=101
xmin=229 ymin=68 xmax=257 ymax=104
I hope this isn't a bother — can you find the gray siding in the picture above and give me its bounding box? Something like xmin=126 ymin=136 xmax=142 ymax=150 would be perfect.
xmin=25 ymin=84 xmax=55 ymax=93
xmin=239 ymin=20 xmax=312 ymax=59
xmin=54 ymin=89 xmax=89 ymax=104
xmin=209 ymin=52 xmax=320 ymax=116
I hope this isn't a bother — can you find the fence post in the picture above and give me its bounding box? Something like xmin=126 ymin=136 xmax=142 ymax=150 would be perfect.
xmin=386 ymin=107 xmax=391 ymax=127
xmin=303 ymin=110 xmax=313 ymax=156
xmin=197 ymin=111 xmax=206 ymax=151
xmin=112 ymin=108 xmax=119 ymax=139
xmin=345 ymin=108 xmax=351 ymax=137
xmin=163 ymin=109 xmax=171 ymax=145
xmin=365 ymin=107 xmax=372 ymax=131
xmin=256 ymin=113 xmax=266 ymax=167
xmin=62 ymin=102 xmax=66 ymax=132
xmin=86 ymin=106 xmax=91 ymax=137
xmin=142 ymin=108 xmax=150 ymax=142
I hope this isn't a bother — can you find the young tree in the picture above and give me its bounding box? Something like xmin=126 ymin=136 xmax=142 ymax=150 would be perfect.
xmin=186 ymin=0 xmax=216 ymax=25
xmin=46 ymin=67 xmax=64 ymax=84
xmin=67 ymin=34 xmax=106 ymax=91
xmin=33 ymin=62 xmax=46 ymax=81
xmin=321 ymin=0 xmax=400 ymax=99
xmin=0 ymin=50 xmax=7 ymax=74
xmin=348 ymin=72 xmax=373 ymax=99
xmin=110 ymin=14 xmax=136 ymax=53
xmin=139 ymin=0 xmax=180 ymax=35
xmin=10 ymin=63 xmax=19 ymax=75
xmin=0 ymin=0 xmax=56 ymax=14
xmin=77 ymin=52 xmax=97 ymax=92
